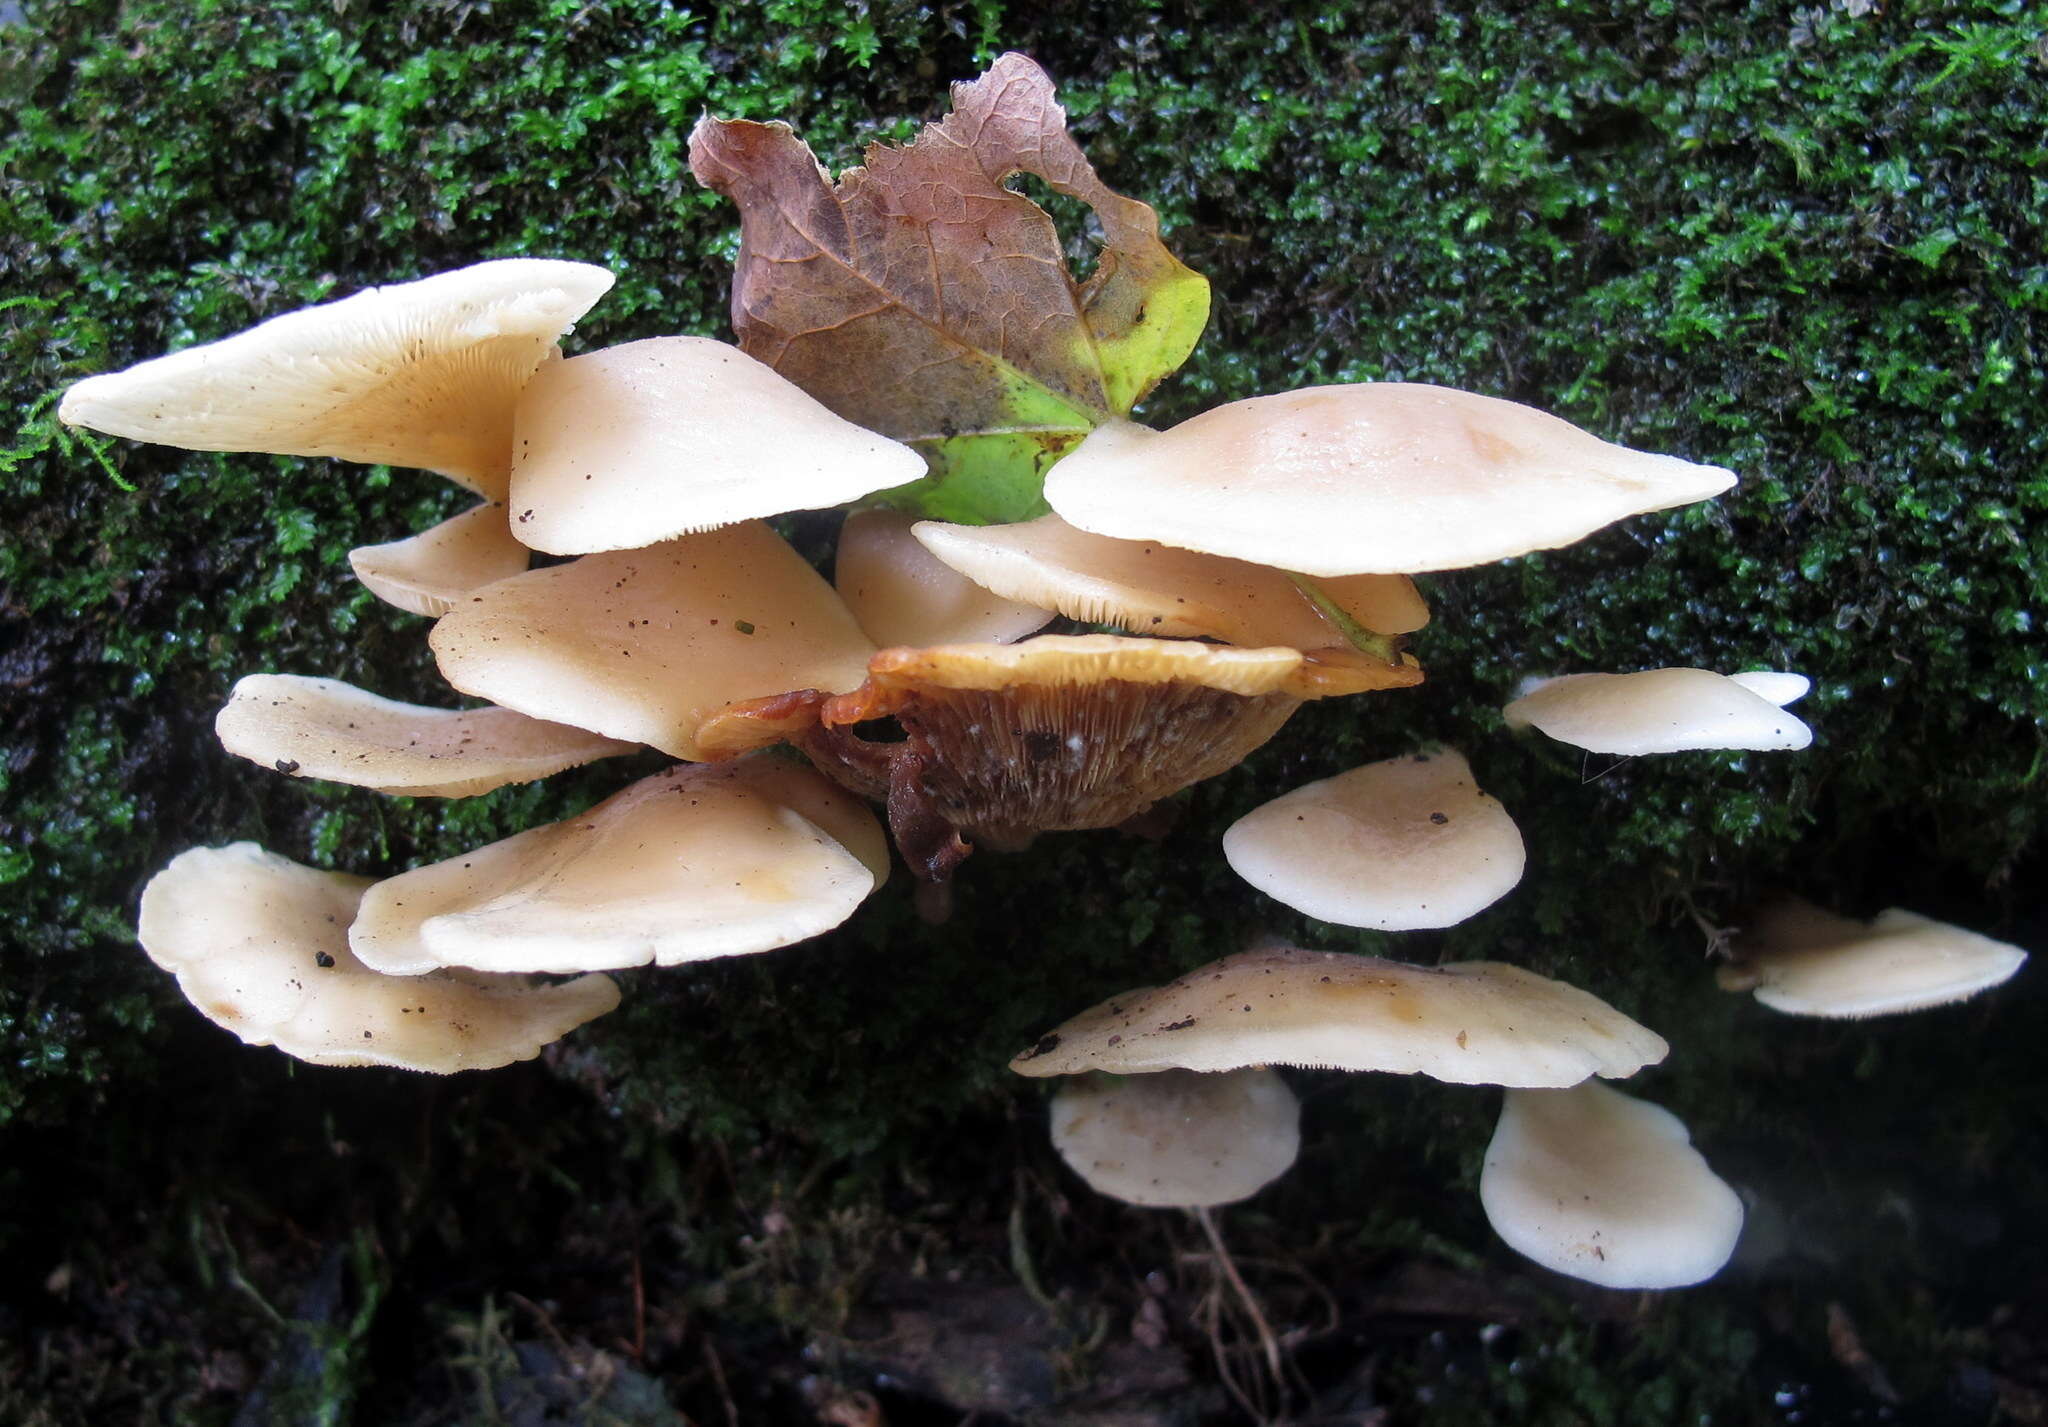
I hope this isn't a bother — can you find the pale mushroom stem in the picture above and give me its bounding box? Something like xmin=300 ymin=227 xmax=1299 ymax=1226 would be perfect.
xmin=1284 ymin=572 xmax=1401 ymax=664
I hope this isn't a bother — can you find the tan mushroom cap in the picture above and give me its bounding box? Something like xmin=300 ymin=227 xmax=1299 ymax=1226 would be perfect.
xmin=1222 ymin=749 xmax=1525 ymax=930
xmin=214 ymin=673 xmax=636 ymax=798
xmin=349 ymin=501 xmax=530 ymax=617
xmin=1718 ymin=897 xmax=2028 ymax=1017
xmin=1502 ymin=668 xmax=1813 ymax=754
xmin=349 ymin=756 xmax=889 ymax=976
xmin=430 ymin=520 xmax=877 ymax=761
xmin=1042 ymin=386 xmax=1735 ymax=576
xmin=59 ymin=259 xmax=614 ymax=497
xmin=836 ymin=509 xmax=1051 ymax=648
xmin=1010 ymin=946 xmax=1668 ymax=1086
xmin=1050 ymin=1068 xmax=1301 ymax=1209
xmin=507 ymin=337 xmax=926 ymax=555
xmin=136 ymin=843 xmax=620 ymax=1072
xmin=1481 ymin=1082 xmax=1744 ymax=1290
xmin=913 ymin=513 xmax=1428 ymax=647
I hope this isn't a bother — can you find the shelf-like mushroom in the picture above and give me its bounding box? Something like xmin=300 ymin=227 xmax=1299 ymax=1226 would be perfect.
xmin=349 ymin=756 xmax=888 ymax=975
xmin=1503 ymin=667 xmax=1813 ymax=754
xmin=1011 ymin=945 xmax=1667 ymax=1086
xmin=1480 ymin=1082 xmax=1744 ymax=1290
xmin=1718 ymin=897 xmax=2028 ymax=1017
xmin=1223 ymin=748 xmax=1524 ymax=929
xmin=1050 ymin=1068 xmax=1300 ymax=1208
xmin=59 ymin=259 xmax=614 ymax=497
xmin=137 ymin=843 xmax=620 ymax=1073
xmin=1042 ymin=385 xmax=1734 ymax=576
xmin=349 ymin=502 xmax=531 ymax=617
xmin=506 ymin=337 xmax=926 ymax=555
xmin=214 ymin=674 xmax=636 ymax=797
xmin=835 ymin=509 xmax=1051 ymax=648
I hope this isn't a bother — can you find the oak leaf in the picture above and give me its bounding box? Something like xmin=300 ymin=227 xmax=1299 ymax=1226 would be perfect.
xmin=689 ymin=53 xmax=1210 ymax=524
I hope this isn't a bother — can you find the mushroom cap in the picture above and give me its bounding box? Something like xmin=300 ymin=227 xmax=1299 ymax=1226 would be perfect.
xmin=59 ymin=259 xmax=614 ymax=496
xmin=349 ymin=756 xmax=888 ymax=975
xmin=506 ymin=337 xmax=926 ymax=555
xmin=1049 ymin=1068 xmax=1301 ymax=1209
xmin=1720 ymin=898 xmax=2028 ymax=1017
xmin=214 ymin=673 xmax=637 ymax=798
xmin=1502 ymin=668 xmax=1813 ymax=754
xmin=911 ymin=512 xmax=1428 ymax=647
xmin=1041 ymin=387 xmax=1735 ymax=576
xmin=349 ymin=501 xmax=530 ymax=617
xmin=1222 ymin=748 xmax=1525 ymax=930
xmin=1727 ymin=670 xmax=1811 ymax=707
xmin=1480 ymin=1082 xmax=1744 ymax=1290
xmin=136 ymin=843 xmax=620 ymax=1072
xmin=835 ymin=508 xmax=1050 ymax=648
xmin=1010 ymin=946 xmax=1668 ymax=1086
xmin=430 ymin=520 xmax=878 ymax=761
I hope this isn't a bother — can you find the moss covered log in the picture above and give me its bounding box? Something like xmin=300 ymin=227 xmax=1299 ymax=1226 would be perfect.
xmin=3 ymin=1 xmax=2044 ymax=1423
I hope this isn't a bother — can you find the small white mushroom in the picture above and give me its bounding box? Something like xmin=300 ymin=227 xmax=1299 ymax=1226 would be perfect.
xmin=430 ymin=520 xmax=878 ymax=761
xmin=348 ymin=502 xmax=531 ymax=617
xmin=834 ymin=508 xmax=1051 ymax=648
xmin=1222 ymin=748 xmax=1524 ymax=929
xmin=1050 ymin=1068 xmax=1301 ymax=1208
xmin=1502 ymin=668 xmax=1813 ymax=754
xmin=136 ymin=843 xmax=620 ymax=1072
xmin=213 ymin=673 xmax=636 ymax=797
xmin=348 ymin=756 xmax=889 ymax=975
xmin=1480 ymin=1082 xmax=1744 ymax=1290
xmin=1726 ymin=670 xmax=1810 ymax=707
xmin=911 ymin=512 xmax=1428 ymax=648
xmin=506 ymin=338 xmax=926 ymax=555
xmin=59 ymin=259 xmax=615 ymax=496
xmin=1042 ymin=385 xmax=1734 ymax=576
xmin=1011 ymin=946 xmax=1667 ymax=1087
xmin=1719 ymin=897 xmax=2028 ymax=1017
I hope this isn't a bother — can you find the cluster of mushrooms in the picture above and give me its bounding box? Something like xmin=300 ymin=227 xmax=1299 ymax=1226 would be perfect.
xmin=63 ymin=135 xmax=2028 ymax=1305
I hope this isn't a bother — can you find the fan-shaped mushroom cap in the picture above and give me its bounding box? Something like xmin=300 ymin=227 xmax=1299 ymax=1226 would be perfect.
xmin=1481 ymin=1082 xmax=1744 ymax=1290
xmin=912 ymin=513 xmax=1428 ymax=647
xmin=430 ymin=520 xmax=877 ymax=761
xmin=835 ymin=509 xmax=1050 ymax=647
xmin=1042 ymin=386 xmax=1735 ymax=577
xmin=136 ymin=843 xmax=620 ymax=1072
xmin=214 ymin=674 xmax=636 ymax=798
xmin=1050 ymin=1068 xmax=1301 ymax=1209
xmin=506 ymin=337 xmax=926 ymax=555
xmin=1502 ymin=668 xmax=1813 ymax=754
xmin=349 ymin=756 xmax=888 ymax=975
xmin=1223 ymin=748 xmax=1524 ymax=930
xmin=1718 ymin=897 xmax=2028 ymax=1017
xmin=1011 ymin=946 xmax=1667 ymax=1086
xmin=58 ymin=259 xmax=614 ymax=496
xmin=349 ymin=501 xmax=530 ymax=617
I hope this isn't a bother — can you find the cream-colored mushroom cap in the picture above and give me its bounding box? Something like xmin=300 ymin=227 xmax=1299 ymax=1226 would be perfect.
xmin=1727 ymin=670 xmax=1810 ymax=707
xmin=913 ymin=513 xmax=1427 ymax=648
xmin=507 ymin=337 xmax=926 ymax=555
xmin=430 ymin=520 xmax=877 ymax=761
xmin=1042 ymin=386 xmax=1735 ymax=577
xmin=1502 ymin=668 xmax=1813 ymax=754
xmin=136 ymin=843 xmax=620 ymax=1072
xmin=1050 ymin=1068 xmax=1301 ymax=1209
xmin=1481 ymin=1082 xmax=1744 ymax=1290
xmin=349 ymin=501 xmax=530 ymax=617
xmin=835 ymin=509 xmax=1050 ymax=648
xmin=1011 ymin=946 xmax=1667 ymax=1086
xmin=1223 ymin=749 xmax=1524 ymax=930
xmin=58 ymin=259 xmax=614 ymax=497
xmin=214 ymin=674 xmax=636 ymax=798
xmin=1718 ymin=897 xmax=2028 ymax=1017
xmin=349 ymin=756 xmax=889 ymax=975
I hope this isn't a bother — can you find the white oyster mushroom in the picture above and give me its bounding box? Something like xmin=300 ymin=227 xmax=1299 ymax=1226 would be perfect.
xmin=1050 ymin=1068 xmax=1301 ymax=1208
xmin=1481 ymin=1082 xmax=1744 ymax=1290
xmin=835 ymin=508 xmax=1050 ymax=648
xmin=136 ymin=843 xmax=620 ymax=1073
xmin=1719 ymin=897 xmax=2028 ymax=1017
xmin=349 ymin=501 xmax=531 ymax=617
xmin=1502 ymin=667 xmax=1813 ymax=754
